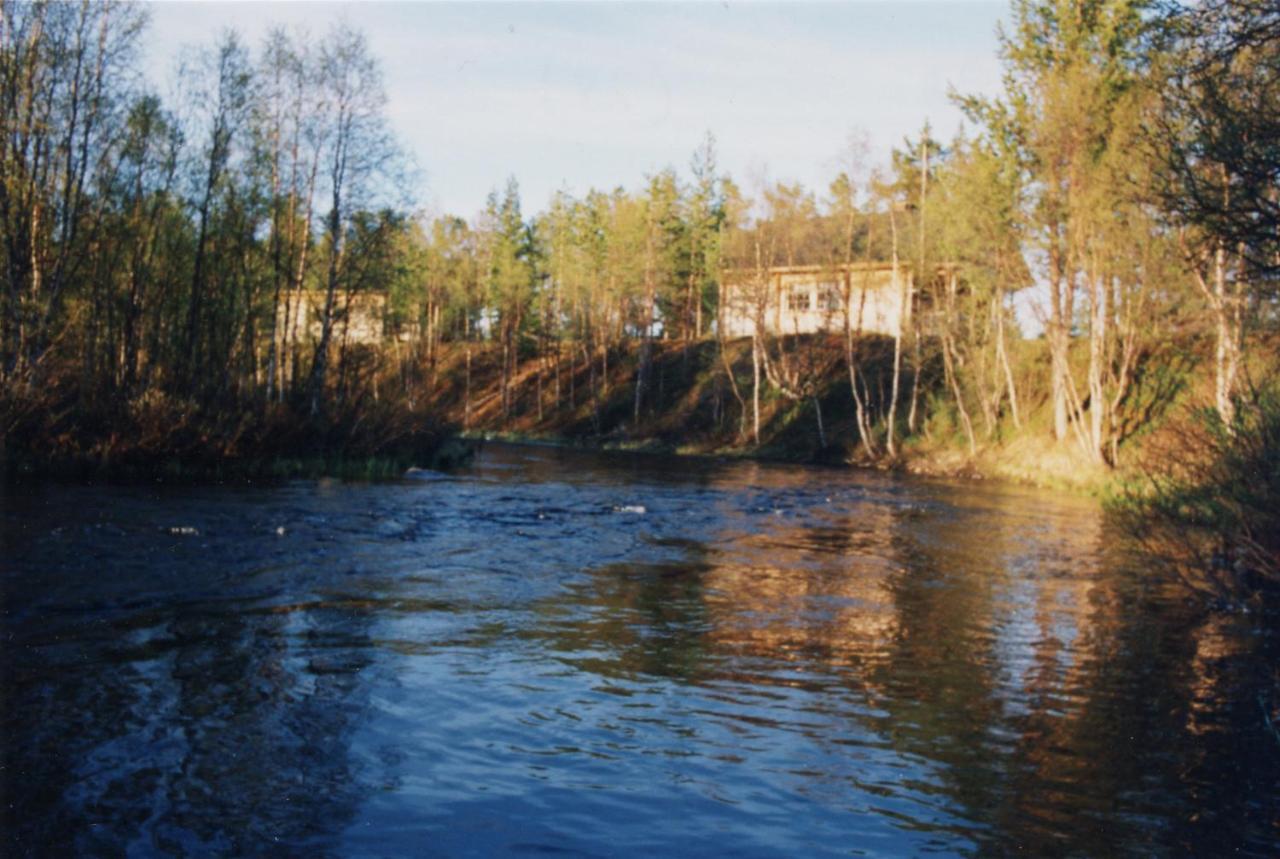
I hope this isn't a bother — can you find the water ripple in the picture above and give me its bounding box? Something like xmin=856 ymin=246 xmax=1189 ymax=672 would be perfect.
xmin=2 ymin=444 xmax=1277 ymax=856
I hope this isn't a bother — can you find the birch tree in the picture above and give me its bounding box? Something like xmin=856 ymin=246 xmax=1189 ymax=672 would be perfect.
xmin=1157 ymin=0 xmax=1280 ymax=426
xmin=306 ymin=22 xmax=397 ymax=416
xmin=0 ymin=0 xmax=146 ymax=385
xmin=960 ymin=0 xmax=1162 ymax=463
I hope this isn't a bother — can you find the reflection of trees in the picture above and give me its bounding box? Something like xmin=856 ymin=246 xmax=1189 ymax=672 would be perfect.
xmin=1143 ymin=605 xmax=1280 ymax=854
xmin=1 ymin=490 xmax=381 ymax=855
xmin=524 ymin=486 xmax=904 ymax=687
xmin=151 ymin=598 xmax=375 ymax=853
xmin=860 ymin=490 xmax=1279 ymax=856
xmin=7 ymin=454 xmax=1278 ymax=855
xmin=489 ymin=443 xmax=725 ymax=493
xmin=690 ymin=492 xmax=1026 ymax=844
xmin=699 ymin=501 xmax=901 ymax=681
xmin=527 ymin=471 xmax=1279 ymax=855
xmin=2 ymin=619 xmax=160 ymax=854
xmin=1085 ymin=599 xmax=1280 ymax=859
xmin=528 ymin=549 xmax=716 ymax=684
xmin=905 ymin=500 xmax=1116 ymax=854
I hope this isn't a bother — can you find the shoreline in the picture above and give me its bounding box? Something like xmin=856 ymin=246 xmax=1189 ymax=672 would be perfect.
xmin=461 ymin=429 xmax=1111 ymax=497
xmin=1 ymin=395 xmax=473 ymax=486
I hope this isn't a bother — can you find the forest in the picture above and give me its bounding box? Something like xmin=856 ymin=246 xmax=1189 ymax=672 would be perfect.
xmin=1 ymin=1 xmax=1277 ymax=596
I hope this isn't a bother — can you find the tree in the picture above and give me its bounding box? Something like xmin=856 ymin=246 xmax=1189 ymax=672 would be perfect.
xmin=1156 ymin=0 xmax=1280 ymax=426
xmin=306 ymin=22 xmax=397 ymax=416
xmin=825 ymin=132 xmax=881 ymax=456
xmin=633 ymin=169 xmax=684 ymax=420
xmin=959 ymin=0 xmax=1166 ymax=464
xmin=257 ymin=27 xmax=327 ymax=404
xmin=0 ymin=0 xmax=147 ymax=386
xmin=480 ymin=177 xmax=535 ymax=422
xmin=890 ymin=123 xmax=945 ymax=436
xmin=723 ymin=177 xmax=830 ymax=446
xmin=684 ymin=132 xmax=724 ymax=340
xmin=177 ymin=30 xmax=254 ymax=393
xmin=930 ymin=135 xmax=1029 ymax=444
xmin=1159 ymin=1 xmax=1279 ymax=282
xmin=111 ymin=94 xmax=182 ymax=395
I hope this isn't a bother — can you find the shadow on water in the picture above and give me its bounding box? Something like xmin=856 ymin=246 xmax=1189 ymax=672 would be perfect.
xmin=2 ymin=443 xmax=1278 ymax=856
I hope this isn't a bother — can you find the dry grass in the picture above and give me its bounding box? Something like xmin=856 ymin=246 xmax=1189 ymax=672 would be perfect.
xmin=1 ymin=381 xmax=460 ymax=482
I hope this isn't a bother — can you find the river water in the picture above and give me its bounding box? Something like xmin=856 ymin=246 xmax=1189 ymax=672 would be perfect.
xmin=2 ymin=442 xmax=1276 ymax=856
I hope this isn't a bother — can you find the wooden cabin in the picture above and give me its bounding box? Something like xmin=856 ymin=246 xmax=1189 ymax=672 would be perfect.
xmin=276 ymin=290 xmax=417 ymax=345
xmin=719 ymin=262 xmax=912 ymax=339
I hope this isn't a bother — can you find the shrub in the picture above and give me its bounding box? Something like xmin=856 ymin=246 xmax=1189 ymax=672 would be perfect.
xmin=1113 ymin=383 xmax=1280 ymax=606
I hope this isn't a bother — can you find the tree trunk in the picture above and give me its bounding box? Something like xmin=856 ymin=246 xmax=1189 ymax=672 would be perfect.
xmin=995 ymin=285 xmax=1021 ymax=429
xmin=464 ymin=342 xmax=472 ymax=429
xmin=1048 ymin=241 xmax=1069 ymax=442
xmin=885 ymin=209 xmax=902 ymax=458
xmin=751 ymin=333 xmax=761 ymax=445
xmin=812 ymin=395 xmax=826 ymax=448
xmin=308 ymin=191 xmax=342 ymax=417
xmin=1086 ymin=265 xmax=1107 ymax=464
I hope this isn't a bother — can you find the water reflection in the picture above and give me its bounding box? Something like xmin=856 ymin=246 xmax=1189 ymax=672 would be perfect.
xmin=1 ymin=487 xmax=382 ymax=855
xmin=2 ymin=445 xmax=1277 ymax=856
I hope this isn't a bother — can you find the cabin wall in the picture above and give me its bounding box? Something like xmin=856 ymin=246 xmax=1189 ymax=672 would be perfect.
xmin=721 ymin=266 xmax=909 ymax=339
xmin=276 ymin=291 xmax=391 ymax=345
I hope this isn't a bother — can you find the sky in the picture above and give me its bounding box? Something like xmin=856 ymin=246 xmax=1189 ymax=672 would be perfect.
xmin=142 ymin=1 xmax=1009 ymax=220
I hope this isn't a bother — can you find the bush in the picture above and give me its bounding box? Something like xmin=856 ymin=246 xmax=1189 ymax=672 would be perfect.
xmin=0 ymin=381 xmax=464 ymax=483
xmin=1114 ymin=383 xmax=1280 ymax=605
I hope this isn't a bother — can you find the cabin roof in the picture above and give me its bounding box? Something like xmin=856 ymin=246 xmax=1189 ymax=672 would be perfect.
xmin=721 ymin=261 xmax=959 ymax=282
xmin=721 ymin=261 xmax=900 ymax=279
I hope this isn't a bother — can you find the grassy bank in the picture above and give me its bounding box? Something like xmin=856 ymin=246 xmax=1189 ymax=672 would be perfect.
xmin=1107 ymin=383 xmax=1280 ymax=607
xmin=422 ymin=337 xmax=1113 ymax=492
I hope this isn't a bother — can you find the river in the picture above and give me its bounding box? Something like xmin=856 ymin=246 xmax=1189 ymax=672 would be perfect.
xmin=2 ymin=442 xmax=1276 ymax=856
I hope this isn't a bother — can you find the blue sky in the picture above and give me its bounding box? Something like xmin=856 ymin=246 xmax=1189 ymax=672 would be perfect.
xmin=143 ymin=1 xmax=1008 ymax=219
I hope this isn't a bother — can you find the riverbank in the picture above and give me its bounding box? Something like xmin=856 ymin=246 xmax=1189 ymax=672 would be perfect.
xmin=432 ymin=338 xmax=1113 ymax=494
xmin=0 ymin=384 xmax=469 ymax=483
xmin=465 ymin=427 xmax=1108 ymax=494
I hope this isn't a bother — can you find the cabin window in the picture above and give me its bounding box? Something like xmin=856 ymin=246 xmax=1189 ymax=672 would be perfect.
xmin=787 ymin=287 xmax=812 ymax=311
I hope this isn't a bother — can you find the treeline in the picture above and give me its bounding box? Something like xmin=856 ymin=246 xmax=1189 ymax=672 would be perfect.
xmin=0 ymin=2 xmax=467 ymax=475
xmin=365 ymin=0 xmax=1280 ymax=478
xmin=1 ymin=1 xmax=407 ymax=409
xmin=399 ymin=0 xmax=1280 ymax=596
xmin=1 ymin=2 xmax=1277 ymax=494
